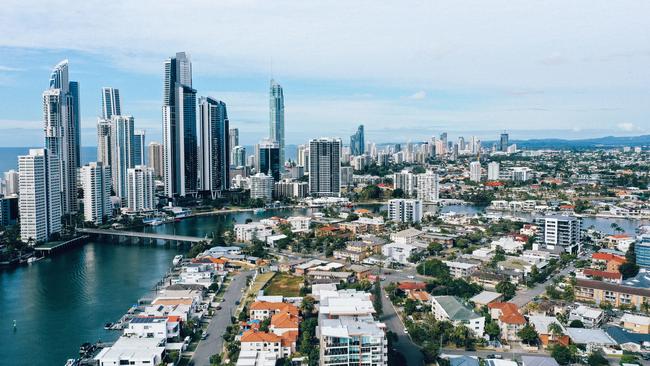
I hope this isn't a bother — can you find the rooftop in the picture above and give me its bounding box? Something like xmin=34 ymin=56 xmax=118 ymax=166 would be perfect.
xmin=565 ymin=327 xmax=616 ymax=345
xmin=470 ymin=291 xmax=502 ymax=305
xmin=521 ymin=356 xmax=560 ymax=366
xmin=433 ymin=296 xmax=481 ymax=321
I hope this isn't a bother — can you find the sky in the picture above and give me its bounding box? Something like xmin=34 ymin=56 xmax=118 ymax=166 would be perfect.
xmin=0 ymin=0 xmax=649 ymax=147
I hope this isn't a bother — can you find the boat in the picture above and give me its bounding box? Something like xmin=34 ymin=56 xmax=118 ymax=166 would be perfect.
xmin=103 ymin=322 xmax=113 ymax=330
xmin=27 ymin=256 xmax=43 ymax=264
xmin=253 ymin=208 xmax=266 ymax=214
xmin=173 ymin=255 xmax=183 ymax=266
xmin=64 ymin=359 xmax=79 ymax=366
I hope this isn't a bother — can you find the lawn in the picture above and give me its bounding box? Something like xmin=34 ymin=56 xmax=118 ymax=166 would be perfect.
xmin=264 ymin=272 xmax=303 ymax=297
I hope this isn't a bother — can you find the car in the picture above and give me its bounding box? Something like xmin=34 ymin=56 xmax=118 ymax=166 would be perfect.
xmin=235 ymin=300 xmax=240 ymax=305
xmin=201 ymin=331 xmax=208 ymax=340
xmin=407 ymin=275 xmax=415 ymax=279
xmin=403 ymin=328 xmax=408 ymax=334
xmin=216 ymin=306 xmax=222 ymax=310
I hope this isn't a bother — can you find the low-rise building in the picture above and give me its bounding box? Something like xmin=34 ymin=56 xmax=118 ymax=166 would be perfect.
xmin=569 ymin=305 xmax=605 ymax=328
xmin=620 ymin=313 xmax=650 ymax=334
xmin=123 ymin=317 xmax=168 ymax=339
xmin=431 ymin=296 xmax=485 ymax=337
xmin=94 ymin=337 xmax=165 ymax=366
xmin=487 ymin=302 xmax=526 ymax=342
xmin=382 ymin=242 xmax=423 ymax=264
xmin=574 ymin=278 xmax=650 ymax=310
xmin=318 ymin=316 xmax=388 ymax=366
xmin=235 ymin=223 xmax=273 ymax=243
xmin=491 ymin=237 xmax=524 ymax=254
xmin=469 ymin=291 xmax=503 ymax=308
xmin=528 ymin=315 xmax=568 ymax=348
xmin=443 ymin=260 xmax=479 ymax=278
xmin=565 ymin=327 xmax=617 ymax=353
xmin=249 ymin=301 xmax=299 ymax=321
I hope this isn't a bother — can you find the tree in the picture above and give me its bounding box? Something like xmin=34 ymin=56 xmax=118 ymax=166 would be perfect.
xmin=517 ymin=324 xmax=539 ymax=345
xmin=259 ymin=317 xmax=271 ymax=332
xmin=587 ymin=351 xmax=609 ymax=366
xmin=392 ymin=188 xmax=405 ymax=198
xmin=551 ymin=345 xmax=574 ymax=365
xmin=301 ymin=296 xmax=315 ymax=316
xmin=416 ymin=259 xmax=450 ymax=279
xmin=403 ymin=299 xmax=418 ymax=315
xmin=568 ymin=319 xmax=584 ymax=328
xmin=548 ymin=322 xmax=564 ymax=337
xmin=495 ymin=280 xmax=517 ymax=301
xmin=619 ymin=243 xmax=639 ymax=279
xmin=485 ymin=321 xmax=501 ymax=340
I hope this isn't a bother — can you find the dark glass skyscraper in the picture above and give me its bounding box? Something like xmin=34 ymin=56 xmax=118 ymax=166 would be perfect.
xmin=500 ymin=132 xmax=509 ymax=152
xmin=350 ymin=124 xmax=365 ymax=156
xmin=199 ymin=97 xmax=230 ymax=198
xmin=162 ymin=52 xmax=197 ymax=197
xmin=256 ymin=140 xmax=281 ymax=181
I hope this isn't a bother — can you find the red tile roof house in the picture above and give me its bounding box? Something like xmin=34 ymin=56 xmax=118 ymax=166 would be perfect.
xmin=581 ymin=268 xmax=623 ymax=284
xmin=591 ymin=252 xmax=626 ymax=272
xmin=398 ymin=281 xmax=427 ymax=292
xmin=488 ymin=302 xmax=527 ymax=342
xmin=248 ymin=301 xmax=299 ymax=321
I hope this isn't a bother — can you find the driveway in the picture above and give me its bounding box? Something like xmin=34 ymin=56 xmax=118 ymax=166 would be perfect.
xmin=511 ymin=264 xmax=575 ymax=307
xmin=191 ymin=271 xmax=251 ymax=366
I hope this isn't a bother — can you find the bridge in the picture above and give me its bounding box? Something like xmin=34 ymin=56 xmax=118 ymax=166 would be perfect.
xmin=76 ymin=228 xmax=208 ymax=244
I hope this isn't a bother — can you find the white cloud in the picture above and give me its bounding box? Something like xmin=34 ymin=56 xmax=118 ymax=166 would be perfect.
xmin=0 ymin=65 xmax=22 ymax=72
xmin=617 ymin=122 xmax=641 ymax=132
xmin=407 ymin=91 xmax=427 ymax=100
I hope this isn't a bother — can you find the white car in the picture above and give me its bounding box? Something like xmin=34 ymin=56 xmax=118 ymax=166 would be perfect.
xmin=407 ymin=275 xmax=415 ymax=279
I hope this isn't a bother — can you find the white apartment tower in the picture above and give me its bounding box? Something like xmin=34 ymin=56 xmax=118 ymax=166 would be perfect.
xmin=126 ymin=166 xmax=155 ymax=212
xmin=487 ymin=162 xmax=500 ymax=181
xmin=110 ymin=115 xmax=135 ymax=201
xmin=469 ymin=161 xmax=482 ymax=182
xmin=3 ymin=170 xmax=19 ymax=196
xmin=79 ymin=162 xmax=112 ymax=225
xmin=250 ymin=173 xmax=274 ymax=202
xmin=18 ymin=149 xmax=62 ymax=243
xmin=388 ymin=199 xmax=423 ymax=223
xmin=416 ymin=170 xmax=440 ymax=202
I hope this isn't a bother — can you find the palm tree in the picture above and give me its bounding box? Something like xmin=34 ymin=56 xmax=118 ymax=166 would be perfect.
xmin=548 ymin=322 xmax=564 ymax=339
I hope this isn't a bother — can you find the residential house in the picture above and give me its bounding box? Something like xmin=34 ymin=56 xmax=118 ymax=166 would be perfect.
xmin=528 ymin=315 xmax=569 ymax=349
xmin=521 ymin=356 xmax=560 ymax=366
xmin=431 ymin=296 xmax=485 ymax=337
xmin=382 ymin=242 xmax=423 ymax=264
xmin=488 ymin=302 xmax=526 ymax=342
xmin=470 ymin=291 xmax=503 ymax=309
xmin=444 ymin=260 xmax=479 ymax=278
xmin=249 ymin=301 xmax=299 ymax=321
xmin=390 ymin=228 xmax=423 ymax=244
xmin=94 ymin=337 xmax=165 ymax=366
xmin=565 ymin=327 xmax=617 ymax=353
xmin=569 ymin=305 xmax=605 ymax=328
xmin=620 ymin=313 xmax=650 ymax=334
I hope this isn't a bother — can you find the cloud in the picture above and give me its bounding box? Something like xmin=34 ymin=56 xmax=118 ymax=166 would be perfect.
xmin=617 ymin=122 xmax=642 ymax=132
xmin=407 ymin=91 xmax=427 ymax=100
xmin=0 ymin=65 xmax=22 ymax=72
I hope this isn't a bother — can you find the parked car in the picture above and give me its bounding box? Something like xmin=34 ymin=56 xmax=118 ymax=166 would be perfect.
xmin=201 ymin=331 xmax=208 ymax=340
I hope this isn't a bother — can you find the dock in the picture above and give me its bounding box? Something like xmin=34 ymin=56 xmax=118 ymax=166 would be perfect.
xmin=34 ymin=236 xmax=88 ymax=255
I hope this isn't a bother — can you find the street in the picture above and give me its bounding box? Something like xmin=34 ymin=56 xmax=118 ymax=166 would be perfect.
xmin=380 ymin=279 xmax=424 ymax=366
xmin=191 ymin=271 xmax=252 ymax=366
xmin=511 ymin=263 xmax=575 ymax=307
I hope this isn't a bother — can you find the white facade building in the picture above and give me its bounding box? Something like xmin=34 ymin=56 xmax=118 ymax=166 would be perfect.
xmin=18 ymin=149 xmax=62 ymax=243
xmin=309 ymin=138 xmax=341 ymax=197
xmin=126 ymin=165 xmax=155 ymax=212
xmin=469 ymin=161 xmax=481 ymax=182
xmin=80 ymin=162 xmax=112 ymax=224
xmin=3 ymin=170 xmax=19 ymax=196
xmin=387 ymin=199 xmax=422 ymax=223
xmin=416 ymin=170 xmax=439 ymax=202
xmin=251 ymin=173 xmax=274 ymax=202
xmin=110 ymin=115 xmax=135 ymax=201
xmin=487 ymin=162 xmax=500 ymax=181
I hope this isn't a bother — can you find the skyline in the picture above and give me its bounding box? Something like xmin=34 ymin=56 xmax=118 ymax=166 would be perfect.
xmin=1 ymin=1 xmax=650 ymax=146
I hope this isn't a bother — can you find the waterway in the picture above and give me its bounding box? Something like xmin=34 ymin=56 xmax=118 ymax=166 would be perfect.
xmin=2 ymin=204 xmax=648 ymax=365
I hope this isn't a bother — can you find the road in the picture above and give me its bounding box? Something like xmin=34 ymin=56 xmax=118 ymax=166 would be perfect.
xmin=380 ymin=279 xmax=424 ymax=366
xmin=191 ymin=271 xmax=251 ymax=366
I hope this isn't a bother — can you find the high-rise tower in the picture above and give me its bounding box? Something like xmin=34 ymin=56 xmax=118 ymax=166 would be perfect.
xmin=269 ymin=79 xmax=285 ymax=164
xmin=198 ymin=97 xmax=230 ymax=198
xmin=162 ymin=52 xmax=198 ymax=198
xmin=43 ymin=60 xmax=80 ymax=214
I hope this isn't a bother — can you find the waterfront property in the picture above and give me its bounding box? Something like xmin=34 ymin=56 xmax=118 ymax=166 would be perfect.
xmin=77 ymin=228 xmax=207 ymax=245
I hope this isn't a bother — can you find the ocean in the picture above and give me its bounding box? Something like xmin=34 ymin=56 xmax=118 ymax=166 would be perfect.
xmin=0 ymin=147 xmax=97 ymax=173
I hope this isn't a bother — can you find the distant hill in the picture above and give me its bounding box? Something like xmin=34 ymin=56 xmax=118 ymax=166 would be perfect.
xmin=511 ymin=135 xmax=650 ymax=149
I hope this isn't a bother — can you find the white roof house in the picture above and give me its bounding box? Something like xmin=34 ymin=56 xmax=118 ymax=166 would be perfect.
xmin=94 ymin=337 xmax=165 ymax=366
xmin=390 ymin=228 xmax=423 ymax=244
xmin=382 ymin=242 xmax=421 ymax=264
xmin=565 ymin=328 xmax=616 ymax=352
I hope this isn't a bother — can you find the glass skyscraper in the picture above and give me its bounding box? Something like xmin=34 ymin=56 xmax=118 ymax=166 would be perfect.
xmin=256 ymin=140 xmax=281 ymax=181
xmin=350 ymin=124 xmax=365 ymax=156
xmin=162 ymin=52 xmax=198 ymax=198
xmin=269 ymin=79 xmax=285 ymax=164
xmin=43 ymin=60 xmax=80 ymax=214
xmin=198 ymin=97 xmax=230 ymax=197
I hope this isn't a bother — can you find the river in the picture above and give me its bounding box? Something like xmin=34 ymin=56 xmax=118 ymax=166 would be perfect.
xmin=2 ymin=204 xmax=647 ymax=365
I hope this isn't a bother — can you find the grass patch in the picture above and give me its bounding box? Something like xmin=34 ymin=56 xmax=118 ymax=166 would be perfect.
xmin=264 ymin=272 xmax=303 ymax=297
